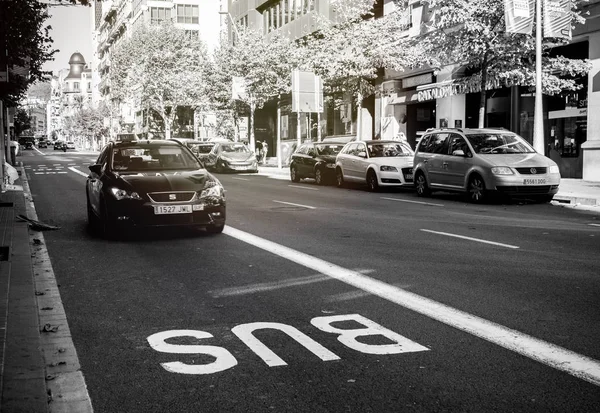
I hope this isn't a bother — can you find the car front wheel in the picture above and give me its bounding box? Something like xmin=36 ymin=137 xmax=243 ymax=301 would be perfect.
xmin=468 ymin=174 xmax=486 ymax=203
xmin=367 ymin=170 xmax=379 ymax=192
xmin=315 ymin=168 xmax=324 ymax=185
xmin=290 ymin=165 xmax=300 ymax=182
xmin=336 ymin=168 xmax=345 ymax=188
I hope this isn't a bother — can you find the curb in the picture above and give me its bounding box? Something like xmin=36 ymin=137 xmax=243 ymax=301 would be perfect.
xmin=553 ymin=195 xmax=598 ymax=206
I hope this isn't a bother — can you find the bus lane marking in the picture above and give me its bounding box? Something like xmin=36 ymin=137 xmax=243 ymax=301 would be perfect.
xmin=421 ymin=229 xmax=520 ymax=249
xmin=222 ymin=225 xmax=600 ymax=386
xmin=69 ymin=166 xmax=89 ymax=177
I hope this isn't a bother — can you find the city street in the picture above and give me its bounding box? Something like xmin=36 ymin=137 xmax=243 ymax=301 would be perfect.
xmin=20 ymin=149 xmax=600 ymax=412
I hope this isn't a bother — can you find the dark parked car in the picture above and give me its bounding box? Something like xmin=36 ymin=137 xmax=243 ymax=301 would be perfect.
xmin=54 ymin=141 xmax=66 ymax=150
xmin=290 ymin=142 xmax=344 ymax=185
xmin=37 ymin=139 xmax=48 ymax=148
xmin=204 ymin=141 xmax=258 ymax=173
xmin=86 ymin=139 xmax=226 ymax=238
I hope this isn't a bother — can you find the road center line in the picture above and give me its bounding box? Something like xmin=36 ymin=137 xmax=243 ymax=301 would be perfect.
xmin=68 ymin=166 xmax=89 ymax=177
xmin=223 ymin=225 xmax=600 ymax=386
xmin=381 ymin=197 xmax=444 ymax=207
xmin=273 ymin=200 xmax=316 ymax=209
xmin=288 ymin=185 xmax=319 ymax=191
xmin=421 ymin=229 xmax=520 ymax=249
xmin=588 ymin=223 xmax=600 ymax=227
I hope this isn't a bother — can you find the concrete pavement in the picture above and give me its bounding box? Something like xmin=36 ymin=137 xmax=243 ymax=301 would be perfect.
xmin=0 ymin=160 xmax=599 ymax=412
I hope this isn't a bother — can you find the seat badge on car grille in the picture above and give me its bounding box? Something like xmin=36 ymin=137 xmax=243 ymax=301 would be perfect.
xmin=169 ymin=194 xmax=177 ymax=200
xmin=530 ymin=168 xmax=537 ymax=174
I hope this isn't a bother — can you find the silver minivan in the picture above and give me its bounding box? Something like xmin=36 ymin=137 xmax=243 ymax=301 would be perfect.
xmin=412 ymin=128 xmax=561 ymax=203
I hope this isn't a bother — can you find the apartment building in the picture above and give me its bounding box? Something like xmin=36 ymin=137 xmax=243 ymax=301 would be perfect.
xmin=46 ymin=52 xmax=93 ymax=141
xmin=91 ymin=0 xmax=221 ymax=138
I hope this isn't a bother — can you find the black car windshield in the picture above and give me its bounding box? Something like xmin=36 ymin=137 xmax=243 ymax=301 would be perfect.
xmin=112 ymin=145 xmax=201 ymax=171
xmin=466 ymin=133 xmax=535 ymax=154
xmin=368 ymin=142 xmax=413 ymax=157
xmin=220 ymin=143 xmax=250 ymax=153
xmin=315 ymin=144 xmax=343 ymax=156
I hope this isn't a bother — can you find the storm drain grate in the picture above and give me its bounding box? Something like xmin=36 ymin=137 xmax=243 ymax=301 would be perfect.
xmin=0 ymin=246 xmax=9 ymax=261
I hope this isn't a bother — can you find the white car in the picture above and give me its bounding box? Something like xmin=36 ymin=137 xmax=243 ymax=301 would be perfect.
xmin=66 ymin=141 xmax=76 ymax=150
xmin=335 ymin=140 xmax=415 ymax=191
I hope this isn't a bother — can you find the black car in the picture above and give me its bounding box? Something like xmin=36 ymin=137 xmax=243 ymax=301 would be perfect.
xmin=86 ymin=139 xmax=226 ymax=237
xmin=290 ymin=142 xmax=344 ymax=185
xmin=204 ymin=141 xmax=258 ymax=173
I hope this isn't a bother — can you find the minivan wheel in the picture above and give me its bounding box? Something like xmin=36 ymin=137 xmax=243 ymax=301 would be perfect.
xmin=336 ymin=168 xmax=345 ymax=188
xmin=468 ymin=174 xmax=486 ymax=203
xmin=291 ymin=166 xmax=300 ymax=182
xmin=415 ymin=173 xmax=430 ymax=197
xmin=367 ymin=170 xmax=379 ymax=192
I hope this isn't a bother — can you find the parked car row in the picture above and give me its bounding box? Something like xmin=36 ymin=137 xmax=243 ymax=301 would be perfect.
xmin=171 ymin=138 xmax=258 ymax=174
xmin=290 ymin=128 xmax=561 ymax=203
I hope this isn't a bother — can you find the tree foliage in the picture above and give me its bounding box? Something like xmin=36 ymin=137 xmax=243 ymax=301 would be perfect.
xmin=0 ymin=0 xmax=56 ymax=106
xmin=14 ymin=108 xmax=32 ymax=137
xmin=418 ymin=0 xmax=591 ymax=109
xmin=111 ymin=22 xmax=209 ymax=139
xmin=209 ymin=27 xmax=298 ymax=147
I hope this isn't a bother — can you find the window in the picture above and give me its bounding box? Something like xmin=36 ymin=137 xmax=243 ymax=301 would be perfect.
xmin=177 ymin=4 xmax=199 ymax=24
xmin=74 ymin=82 xmax=80 ymax=91
xmin=429 ymin=133 xmax=449 ymax=154
xmin=448 ymin=134 xmax=470 ymax=156
xmin=150 ymin=7 xmax=171 ymax=24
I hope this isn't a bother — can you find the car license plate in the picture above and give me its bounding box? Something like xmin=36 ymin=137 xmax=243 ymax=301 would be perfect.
xmin=523 ymin=178 xmax=546 ymax=185
xmin=153 ymin=205 xmax=192 ymax=215
xmin=404 ymin=174 xmax=413 ymax=180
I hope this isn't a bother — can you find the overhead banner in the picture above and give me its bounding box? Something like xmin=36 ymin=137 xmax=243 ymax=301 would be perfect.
xmin=543 ymin=0 xmax=572 ymax=39
xmin=504 ymin=0 xmax=534 ymax=34
xmin=232 ymin=76 xmax=247 ymax=100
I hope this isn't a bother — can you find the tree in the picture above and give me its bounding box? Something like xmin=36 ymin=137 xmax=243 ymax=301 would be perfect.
xmin=63 ymin=104 xmax=109 ymax=149
xmin=110 ymin=22 xmax=209 ymax=139
xmin=418 ymin=0 xmax=591 ymax=127
xmin=296 ymin=0 xmax=424 ymax=137
xmin=210 ymin=27 xmax=298 ymax=149
xmin=0 ymin=0 xmax=56 ymax=106
xmin=14 ymin=108 xmax=32 ymax=137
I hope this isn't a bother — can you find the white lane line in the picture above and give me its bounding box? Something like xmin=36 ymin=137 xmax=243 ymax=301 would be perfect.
xmin=232 ymin=177 xmax=250 ymax=181
xmin=273 ymin=200 xmax=316 ymax=209
xmin=588 ymin=223 xmax=600 ymax=227
xmin=68 ymin=166 xmax=89 ymax=178
xmin=222 ymin=226 xmax=600 ymax=387
xmin=382 ymin=197 xmax=444 ymax=207
xmin=288 ymin=185 xmax=319 ymax=191
xmin=33 ymin=147 xmax=45 ymax=155
xmin=52 ymin=163 xmax=61 ymax=166
xmin=421 ymin=229 xmax=520 ymax=249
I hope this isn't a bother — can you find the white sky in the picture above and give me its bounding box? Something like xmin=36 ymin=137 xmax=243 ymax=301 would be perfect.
xmin=42 ymin=4 xmax=93 ymax=75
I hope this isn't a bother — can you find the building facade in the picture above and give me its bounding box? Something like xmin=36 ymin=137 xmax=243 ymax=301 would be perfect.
xmin=92 ymin=0 xmax=222 ymax=139
xmin=46 ymin=52 xmax=93 ymax=141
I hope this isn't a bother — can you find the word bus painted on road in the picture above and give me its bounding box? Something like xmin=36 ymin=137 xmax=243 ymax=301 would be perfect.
xmin=147 ymin=314 xmax=429 ymax=375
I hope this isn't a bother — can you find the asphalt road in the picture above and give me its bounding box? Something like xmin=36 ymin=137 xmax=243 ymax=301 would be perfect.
xmin=20 ymin=149 xmax=600 ymax=413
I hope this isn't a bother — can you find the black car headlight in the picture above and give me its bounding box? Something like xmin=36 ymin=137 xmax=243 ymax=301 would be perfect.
xmin=199 ymin=178 xmax=225 ymax=199
xmin=110 ymin=187 xmax=142 ymax=200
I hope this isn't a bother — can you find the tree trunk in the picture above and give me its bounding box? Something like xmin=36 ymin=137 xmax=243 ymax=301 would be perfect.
xmin=356 ymin=91 xmax=363 ymax=139
xmin=478 ymin=53 xmax=489 ymax=128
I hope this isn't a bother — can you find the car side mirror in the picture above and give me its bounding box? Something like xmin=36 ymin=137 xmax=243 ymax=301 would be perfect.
xmin=452 ymin=149 xmax=465 ymax=156
xmin=89 ymin=164 xmax=102 ymax=175
xmin=357 ymin=151 xmax=367 ymax=158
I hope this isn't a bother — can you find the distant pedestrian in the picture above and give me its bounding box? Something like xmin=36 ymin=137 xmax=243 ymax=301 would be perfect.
xmin=261 ymin=141 xmax=269 ymax=164
xmin=255 ymin=140 xmax=263 ymax=163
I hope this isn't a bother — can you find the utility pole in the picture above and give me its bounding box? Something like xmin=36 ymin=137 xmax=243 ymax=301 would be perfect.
xmin=533 ymin=0 xmax=544 ymax=154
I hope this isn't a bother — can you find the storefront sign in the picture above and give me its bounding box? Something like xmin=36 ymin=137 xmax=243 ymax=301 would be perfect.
xmin=402 ymin=73 xmax=433 ymax=89
xmin=416 ymin=80 xmax=486 ymax=102
xmin=548 ymin=108 xmax=587 ymax=119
